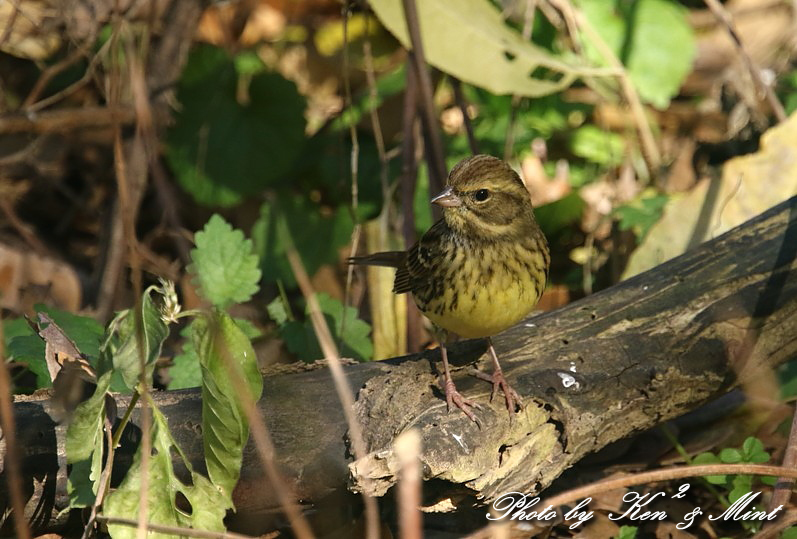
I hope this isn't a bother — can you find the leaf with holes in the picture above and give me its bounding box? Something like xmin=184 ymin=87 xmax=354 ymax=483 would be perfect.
xmin=103 ymin=407 xmax=228 ymax=538
xmin=369 ymin=0 xmax=580 ymax=96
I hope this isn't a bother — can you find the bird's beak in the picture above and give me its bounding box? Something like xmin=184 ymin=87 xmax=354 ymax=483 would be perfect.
xmin=431 ymin=186 xmax=462 ymax=208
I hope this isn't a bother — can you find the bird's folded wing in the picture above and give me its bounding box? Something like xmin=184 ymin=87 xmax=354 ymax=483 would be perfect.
xmin=395 ymin=219 xmax=448 ymax=294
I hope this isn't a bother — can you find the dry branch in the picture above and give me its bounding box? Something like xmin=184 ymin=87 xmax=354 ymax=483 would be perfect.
xmin=2 ymin=196 xmax=796 ymax=536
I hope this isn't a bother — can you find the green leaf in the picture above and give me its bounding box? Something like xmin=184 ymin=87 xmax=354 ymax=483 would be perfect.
xmin=36 ymin=305 xmax=104 ymax=362
xmin=534 ymin=192 xmax=585 ymax=234
xmin=271 ymin=293 xmax=373 ymax=362
xmin=369 ymin=0 xmax=580 ymax=97
xmin=167 ymin=44 xmax=306 ymax=207
xmin=252 ymin=197 xmax=353 ymax=287
xmin=3 ymin=317 xmax=33 ymax=345
xmin=316 ymin=293 xmax=373 ymax=361
xmin=103 ymin=288 xmax=170 ymax=390
xmin=413 ymin=164 xmax=433 ymax=236
xmin=193 ymin=311 xmax=263 ymax=502
xmin=742 ymin=437 xmax=769 ymax=463
xmin=66 ymin=371 xmax=111 ymax=507
xmin=266 ymin=297 xmax=290 ymax=326
xmin=6 ymin=333 xmax=49 ymax=389
xmin=168 ymin=324 xmax=202 ymax=390
xmin=729 ymin=475 xmax=753 ymax=504
xmin=615 ymin=526 xmax=638 ymax=539
xmin=782 ymin=527 xmax=797 ymax=539
xmin=570 ymin=125 xmax=625 ymax=166
xmin=104 ymin=407 xmax=228 ymax=538
xmin=189 ymin=214 xmax=261 ymax=308
xmin=692 ymin=452 xmax=726 ymax=484
xmin=719 ymin=448 xmax=743 ymax=464
xmin=577 ymin=0 xmax=695 ymax=109
xmin=169 ymin=317 xmax=260 ymax=391
xmin=615 ymin=190 xmax=669 ymax=240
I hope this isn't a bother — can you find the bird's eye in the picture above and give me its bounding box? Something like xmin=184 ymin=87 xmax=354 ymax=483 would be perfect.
xmin=474 ymin=189 xmax=490 ymax=202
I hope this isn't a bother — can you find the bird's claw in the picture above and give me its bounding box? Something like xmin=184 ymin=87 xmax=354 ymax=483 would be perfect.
xmin=474 ymin=369 xmax=523 ymax=417
xmin=444 ymin=379 xmax=482 ymax=424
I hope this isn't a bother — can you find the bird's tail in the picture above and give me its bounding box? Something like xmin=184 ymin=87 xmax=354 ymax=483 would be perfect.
xmin=347 ymin=251 xmax=406 ymax=269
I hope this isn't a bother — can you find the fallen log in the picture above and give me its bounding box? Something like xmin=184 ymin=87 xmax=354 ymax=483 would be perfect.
xmin=2 ymin=195 xmax=796 ymax=536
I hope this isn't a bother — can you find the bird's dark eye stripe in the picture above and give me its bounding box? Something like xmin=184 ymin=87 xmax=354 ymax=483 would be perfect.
xmin=474 ymin=189 xmax=490 ymax=201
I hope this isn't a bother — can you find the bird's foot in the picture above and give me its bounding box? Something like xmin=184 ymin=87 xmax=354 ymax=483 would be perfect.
xmin=443 ymin=378 xmax=482 ymax=424
xmin=474 ymin=368 xmax=523 ymax=416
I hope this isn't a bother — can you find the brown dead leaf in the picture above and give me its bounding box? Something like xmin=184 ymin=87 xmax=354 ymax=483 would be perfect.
xmin=521 ymin=154 xmax=571 ymax=207
xmin=624 ymin=110 xmax=797 ymax=278
xmin=0 ymin=243 xmax=81 ymax=314
xmin=571 ymin=511 xmax=620 ymax=539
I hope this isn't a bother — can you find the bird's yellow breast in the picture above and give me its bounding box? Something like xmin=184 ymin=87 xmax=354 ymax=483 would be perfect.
xmin=419 ymin=246 xmax=545 ymax=338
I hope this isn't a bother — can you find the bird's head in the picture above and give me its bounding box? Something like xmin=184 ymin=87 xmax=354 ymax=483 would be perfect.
xmin=431 ymin=154 xmax=536 ymax=240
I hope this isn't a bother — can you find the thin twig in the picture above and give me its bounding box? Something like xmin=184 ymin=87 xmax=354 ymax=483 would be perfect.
xmin=542 ymin=463 xmax=797 ymax=509
xmin=0 ymin=319 xmax=32 ymax=539
xmin=0 ymin=106 xmax=139 ymax=134
xmin=753 ymin=509 xmax=797 ymax=539
xmin=401 ymin=0 xmax=447 ymax=196
xmin=764 ymin=403 xmax=797 ymax=526
xmin=341 ymin=6 xmax=379 ymax=539
xmin=0 ymin=198 xmax=49 ymax=253
xmin=504 ymin=0 xmax=536 ymax=161
xmin=285 ymin=245 xmax=378 ymax=487
xmin=549 ymin=0 xmax=661 ymax=175
xmin=22 ymin=47 xmax=91 ymax=109
xmin=703 ymin=0 xmax=787 ymax=123
xmin=451 ymin=78 xmax=479 ymax=155
xmin=395 ymin=429 xmax=422 ymax=539
xmin=401 ymin=61 xmax=420 ymax=248
xmin=96 ymin=515 xmax=256 ymax=539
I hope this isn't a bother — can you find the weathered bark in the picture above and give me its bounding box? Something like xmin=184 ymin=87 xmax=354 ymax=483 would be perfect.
xmin=2 ymin=196 xmax=796 ymax=535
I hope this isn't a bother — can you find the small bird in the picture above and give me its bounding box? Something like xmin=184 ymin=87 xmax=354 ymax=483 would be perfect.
xmin=349 ymin=155 xmax=550 ymax=422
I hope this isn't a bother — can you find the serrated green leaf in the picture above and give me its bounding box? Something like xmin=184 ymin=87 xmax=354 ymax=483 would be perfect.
xmin=167 ymin=44 xmax=306 ymax=207
xmin=266 ymin=297 xmax=289 ymax=326
xmin=577 ymin=0 xmax=695 ymax=109
xmin=66 ymin=371 xmax=111 ymax=507
xmin=104 ymin=407 xmax=228 ymax=538
xmin=170 ymin=317 xmax=260 ymax=391
xmin=103 ymin=288 xmax=169 ymax=390
xmin=193 ymin=311 xmax=263 ymax=502
xmin=189 ymin=214 xmax=261 ymax=308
